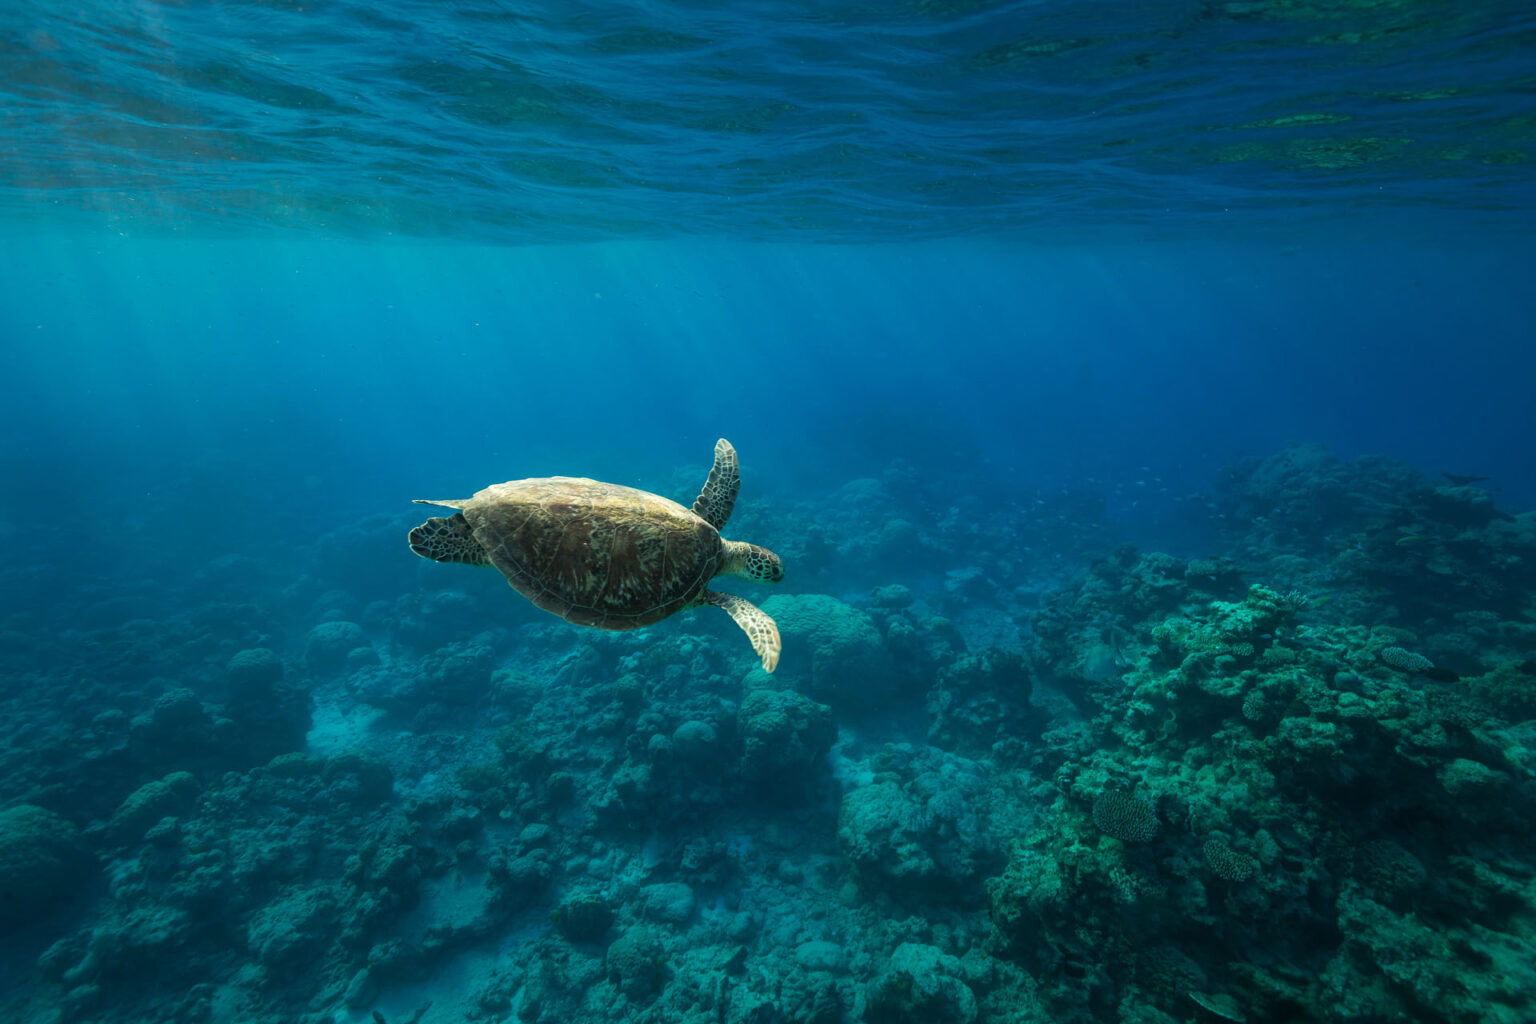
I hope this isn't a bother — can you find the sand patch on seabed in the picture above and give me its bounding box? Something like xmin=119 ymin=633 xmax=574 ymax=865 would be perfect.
xmin=308 ymin=681 xmax=387 ymax=756
xmin=332 ymin=915 xmax=546 ymax=1024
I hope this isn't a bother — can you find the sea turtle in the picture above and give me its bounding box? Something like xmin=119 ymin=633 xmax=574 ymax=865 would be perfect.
xmin=408 ymin=439 xmax=784 ymax=671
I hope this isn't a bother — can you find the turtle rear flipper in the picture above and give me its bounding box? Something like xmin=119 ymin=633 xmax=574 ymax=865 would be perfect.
xmin=692 ymin=438 xmax=741 ymax=531
xmin=705 ymin=589 xmax=780 ymax=672
xmin=409 ymin=513 xmax=490 ymax=567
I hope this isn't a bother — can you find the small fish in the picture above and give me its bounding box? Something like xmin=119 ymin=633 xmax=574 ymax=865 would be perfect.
xmin=1396 ymin=535 xmax=1425 ymax=546
xmin=1424 ymin=667 xmax=1461 ymax=684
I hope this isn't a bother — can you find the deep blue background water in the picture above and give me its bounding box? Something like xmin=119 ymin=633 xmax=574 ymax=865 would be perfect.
xmin=3 ymin=230 xmax=1534 ymax=578
xmin=4 ymin=2 xmax=1533 ymax=569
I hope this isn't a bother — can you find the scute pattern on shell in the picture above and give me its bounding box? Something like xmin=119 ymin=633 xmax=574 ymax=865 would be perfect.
xmin=463 ymin=476 xmax=723 ymax=629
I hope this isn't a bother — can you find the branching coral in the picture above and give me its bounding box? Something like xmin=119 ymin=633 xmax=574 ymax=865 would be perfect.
xmin=1380 ymin=646 xmax=1434 ymax=672
xmin=1203 ymin=838 xmax=1256 ymax=882
xmin=1092 ymin=791 xmax=1159 ymax=843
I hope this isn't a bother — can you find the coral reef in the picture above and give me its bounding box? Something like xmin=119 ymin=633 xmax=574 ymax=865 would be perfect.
xmin=837 ymin=747 xmax=1010 ymax=902
xmin=0 ymin=804 xmax=89 ymax=927
xmin=759 ymin=593 xmax=901 ymax=713
xmin=4 ymin=445 xmax=1534 ymax=1024
xmin=1090 ymin=790 xmax=1158 ymax=843
xmin=998 ymin=451 xmax=1536 ymax=1022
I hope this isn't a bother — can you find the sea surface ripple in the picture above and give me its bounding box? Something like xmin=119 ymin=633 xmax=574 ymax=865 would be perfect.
xmin=3 ymin=0 xmax=1534 ymax=240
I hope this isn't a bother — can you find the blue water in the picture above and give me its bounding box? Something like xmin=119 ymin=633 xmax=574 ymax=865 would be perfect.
xmin=6 ymin=1 xmax=1534 ymax=238
xmin=2 ymin=3 xmax=1535 ymax=1024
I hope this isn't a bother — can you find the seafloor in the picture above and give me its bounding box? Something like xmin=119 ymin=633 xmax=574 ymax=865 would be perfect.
xmin=3 ymin=443 xmax=1534 ymax=1024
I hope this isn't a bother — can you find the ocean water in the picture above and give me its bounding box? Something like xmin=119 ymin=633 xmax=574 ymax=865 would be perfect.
xmin=2 ymin=2 xmax=1535 ymax=1023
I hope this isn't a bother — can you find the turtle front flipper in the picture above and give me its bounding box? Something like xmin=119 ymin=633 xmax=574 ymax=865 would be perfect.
xmin=409 ymin=513 xmax=491 ymax=567
xmin=692 ymin=438 xmax=741 ymax=531
xmin=704 ymin=589 xmax=780 ymax=672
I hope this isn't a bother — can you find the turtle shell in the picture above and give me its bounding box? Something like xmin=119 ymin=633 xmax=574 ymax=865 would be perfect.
xmin=461 ymin=476 xmax=723 ymax=630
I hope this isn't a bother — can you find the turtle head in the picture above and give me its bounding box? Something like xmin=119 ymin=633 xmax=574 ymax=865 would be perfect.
xmin=725 ymin=542 xmax=784 ymax=584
